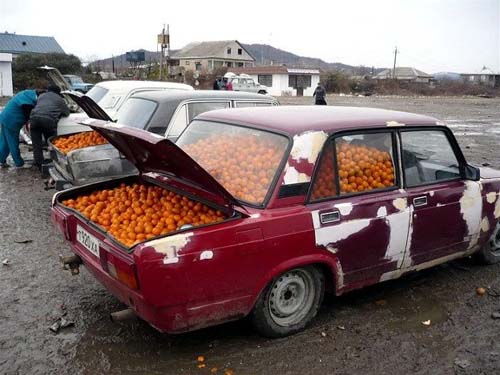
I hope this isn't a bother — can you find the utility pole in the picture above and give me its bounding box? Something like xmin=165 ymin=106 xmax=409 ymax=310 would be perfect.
xmin=158 ymin=24 xmax=170 ymax=80
xmin=392 ymin=47 xmax=398 ymax=79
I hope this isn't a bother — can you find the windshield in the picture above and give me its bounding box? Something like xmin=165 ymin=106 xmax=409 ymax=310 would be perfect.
xmin=177 ymin=120 xmax=289 ymax=205
xmin=85 ymin=86 xmax=109 ymax=104
xmin=116 ymin=98 xmax=157 ymax=129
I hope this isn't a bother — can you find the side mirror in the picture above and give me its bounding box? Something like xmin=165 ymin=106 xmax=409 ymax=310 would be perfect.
xmin=464 ymin=164 xmax=480 ymax=181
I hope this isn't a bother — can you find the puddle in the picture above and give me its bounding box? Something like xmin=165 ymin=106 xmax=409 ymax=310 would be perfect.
xmin=371 ymin=290 xmax=449 ymax=331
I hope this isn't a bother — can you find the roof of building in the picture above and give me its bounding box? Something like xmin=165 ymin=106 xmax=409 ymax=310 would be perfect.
xmin=197 ymin=106 xmax=439 ymax=135
xmin=460 ymin=66 xmax=500 ymax=75
xmin=0 ymin=32 xmax=65 ymax=54
xmin=171 ymin=40 xmax=254 ymax=61
xmin=375 ymin=67 xmax=433 ymax=80
xmin=229 ymin=66 xmax=321 ymax=75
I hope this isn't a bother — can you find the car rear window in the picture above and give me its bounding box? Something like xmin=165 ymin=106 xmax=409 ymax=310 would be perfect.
xmin=177 ymin=120 xmax=289 ymax=206
xmin=85 ymin=86 xmax=108 ymax=104
xmin=116 ymin=98 xmax=157 ymax=129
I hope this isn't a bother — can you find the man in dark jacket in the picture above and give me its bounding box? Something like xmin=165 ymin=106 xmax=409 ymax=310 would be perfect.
xmin=313 ymin=82 xmax=327 ymax=105
xmin=0 ymin=89 xmax=38 ymax=168
xmin=29 ymin=84 xmax=70 ymax=170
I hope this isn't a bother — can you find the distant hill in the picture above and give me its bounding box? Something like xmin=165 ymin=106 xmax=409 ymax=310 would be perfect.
xmin=90 ymin=44 xmax=386 ymax=76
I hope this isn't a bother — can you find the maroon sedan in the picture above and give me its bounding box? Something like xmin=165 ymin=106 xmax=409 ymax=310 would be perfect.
xmin=52 ymin=106 xmax=500 ymax=337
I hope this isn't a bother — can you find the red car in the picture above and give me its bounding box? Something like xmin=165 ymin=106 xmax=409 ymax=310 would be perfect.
xmin=52 ymin=106 xmax=500 ymax=337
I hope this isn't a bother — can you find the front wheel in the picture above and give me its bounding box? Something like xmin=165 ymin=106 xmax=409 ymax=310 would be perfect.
xmin=251 ymin=266 xmax=324 ymax=338
xmin=476 ymin=221 xmax=500 ymax=264
xmin=258 ymin=90 xmax=267 ymax=95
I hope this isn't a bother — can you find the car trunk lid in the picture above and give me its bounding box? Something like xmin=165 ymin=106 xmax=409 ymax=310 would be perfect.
xmin=87 ymin=120 xmax=243 ymax=210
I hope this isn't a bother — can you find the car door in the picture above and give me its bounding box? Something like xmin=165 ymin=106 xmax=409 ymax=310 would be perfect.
xmin=400 ymin=128 xmax=475 ymax=265
xmin=308 ymin=131 xmax=411 ymax=285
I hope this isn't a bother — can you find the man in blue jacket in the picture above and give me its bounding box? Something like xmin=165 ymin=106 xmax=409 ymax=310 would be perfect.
xmin=0 ymin=90 xmax=38 ymax=168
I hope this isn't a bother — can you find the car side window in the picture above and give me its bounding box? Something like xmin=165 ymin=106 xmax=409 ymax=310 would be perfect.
xmin=187 ymin=102 xmax=230 ymax=122
xmin=311 ymin=132 xmax=396 ymax=201
xmin=401 ymin=130 xmax=460 ymax=187
xmin=167 ymin=104 xmax=188 ymax=138
xmin=310 ymin=142 xmax=337 ymax=200
xmin=337 ymin=132 xmax=396 ymax=195
xmin=234 ymin=101 xmax=274 ymax=108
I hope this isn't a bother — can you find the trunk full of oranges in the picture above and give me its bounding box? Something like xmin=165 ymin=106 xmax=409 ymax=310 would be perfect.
xmin=312 ymin=141 xmax=395 ymax=200
xmin=52 ymin=131 xmax=108 ymax=155
xmin=62 ymin=182 xmax=226 ymax=247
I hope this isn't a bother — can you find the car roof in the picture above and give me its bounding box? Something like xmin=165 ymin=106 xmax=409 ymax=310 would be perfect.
xmin=130 ymin=90 xmax=278 ymax=103
xmin=196 ymin=105 xmax=441 ymax=135
xmin=94 ymin=80 xmax=193 ymax=90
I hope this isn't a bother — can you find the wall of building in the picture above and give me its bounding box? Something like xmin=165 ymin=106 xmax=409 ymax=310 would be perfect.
xmin=0 ymin=53 xmax=13 ymax=97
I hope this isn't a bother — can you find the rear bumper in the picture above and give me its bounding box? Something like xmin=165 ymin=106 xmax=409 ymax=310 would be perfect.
xmin=49 ymin=167 xmax=73 ymax=191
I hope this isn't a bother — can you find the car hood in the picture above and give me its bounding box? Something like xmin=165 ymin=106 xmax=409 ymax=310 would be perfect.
xmin=87 ymin=120 xmax=243 ymax=210
xmin=65 ymin=92 xmax=112 ymax=122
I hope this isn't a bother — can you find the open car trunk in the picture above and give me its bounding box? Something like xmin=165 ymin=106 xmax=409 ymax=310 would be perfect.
xmin=48 ymin=132 xmax=137 ymax=186
xmin=48 ymin=93 xmax=133 ymax=188
xmin=53 ymin=174 xmax=239 ymax=251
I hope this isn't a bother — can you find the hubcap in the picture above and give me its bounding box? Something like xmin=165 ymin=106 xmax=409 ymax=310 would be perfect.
xmin=268 ymin=269 xmax=315 ymax=327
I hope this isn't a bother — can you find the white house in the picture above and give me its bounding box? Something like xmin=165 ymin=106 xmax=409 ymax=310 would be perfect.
xmin=230 ymin=66 xmax=320 ymax=96
xmin=0 ymin=53 xmax=13 ymax=97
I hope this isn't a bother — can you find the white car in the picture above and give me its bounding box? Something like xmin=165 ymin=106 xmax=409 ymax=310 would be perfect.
xmin=224 ymin=72 xmax=268 ymax=94
xmin=58 ymin=80 xmax=194 ymax=135
xmin=39 ymin=66 xmax=194 ymax=135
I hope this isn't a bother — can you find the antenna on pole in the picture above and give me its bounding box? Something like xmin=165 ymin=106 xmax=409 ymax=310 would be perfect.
xmin=393 ymin=46 xmax=398 ymax=79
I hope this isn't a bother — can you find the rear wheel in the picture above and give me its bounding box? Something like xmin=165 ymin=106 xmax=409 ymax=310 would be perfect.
xmin=258 ymin=90 xmax=267 ymax=95
xmin=251 ymin=266 xmax=324 ymax=338
xmin=477 ymin=221 xmax=500 ymax=264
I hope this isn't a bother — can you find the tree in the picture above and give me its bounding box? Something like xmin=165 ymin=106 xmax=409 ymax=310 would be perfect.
xmin=12 ymin=53 xmax=83 ymax=91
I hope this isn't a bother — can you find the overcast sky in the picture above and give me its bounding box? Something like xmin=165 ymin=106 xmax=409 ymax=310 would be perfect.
xmin=2 ymin=0 xmax=499 ymax=73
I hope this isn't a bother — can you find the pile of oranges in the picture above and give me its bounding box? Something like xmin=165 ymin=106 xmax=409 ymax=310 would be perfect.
xmin=52 ymin=131 xmax=108 ymax=154
xmin=182 ymin=134 xmax=285 ymax=204
xmin=62 ymin=183 xmax=226 ymax=247
xmin=311 ymin=142 xmax=395 ymax=200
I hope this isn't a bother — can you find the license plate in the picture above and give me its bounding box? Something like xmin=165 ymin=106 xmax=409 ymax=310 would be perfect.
xmin=76 ymin=225 xmax=100 ymax=258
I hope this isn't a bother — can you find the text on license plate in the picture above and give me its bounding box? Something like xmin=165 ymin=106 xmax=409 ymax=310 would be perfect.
xmin=76 ymin=225 xmax=100 ymax=258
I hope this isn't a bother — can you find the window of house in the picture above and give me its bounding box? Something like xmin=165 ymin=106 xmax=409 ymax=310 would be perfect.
xmin=288 ymin=75 xmax=312 ymax=88
xmin=208 ymin=61 xmax=213 ymax=70
xmin=214 ymin=61 xmax=223 ymax=68
xmin=195 ymin=62 xmax=202 ymax=71
xmin=238 ymin=48 xmax=242 ymax=55
xmin=237 ymin=62 xmax=244 ymax=67
xmin=227 ymin=48 xmax=232 ymax=54
xmin=185 ymin=60 xmax=190 ymax=65
xmin=310 ymin=132 xmax=396 ymax=201
xmin=400 ymin=130 xmax=460 ymax=187
xmin=258 ymin=75 xmax=273 ymax=87
xmin=226 ymin=61 xmax=233 ymax=67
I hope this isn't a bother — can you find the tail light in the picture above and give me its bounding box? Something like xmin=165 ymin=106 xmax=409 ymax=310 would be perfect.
xmin=106 ymin=253 xmax=139 ymax=290
xmin=52 ymin=210 xmax=71 ymax=240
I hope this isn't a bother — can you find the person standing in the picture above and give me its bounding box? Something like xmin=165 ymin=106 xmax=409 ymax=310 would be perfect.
xmin=313 ymin=82 xmax=327 ymax=105
xmin=0 ymin=89 xmax=38 ymax=168
xmin=29 ymin=84 xmax=70 ymax=170
xmin=213 ymin=77 xmax=220 ymax=90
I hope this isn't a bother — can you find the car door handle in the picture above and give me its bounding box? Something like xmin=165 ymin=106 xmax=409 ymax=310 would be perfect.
xmin=413 ymin=196 xmax=427 ymax=207
xmin=320 ymin=211 xmax=340 ymax=224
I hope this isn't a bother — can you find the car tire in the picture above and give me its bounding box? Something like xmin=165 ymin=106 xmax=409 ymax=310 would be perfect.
xmin=250 ymin=266 xmax=324 ymax=338
xmin=476 ymin=221 xmax=500 ymax=264
xmin=258 ymin=90 xmax=267 ymax=95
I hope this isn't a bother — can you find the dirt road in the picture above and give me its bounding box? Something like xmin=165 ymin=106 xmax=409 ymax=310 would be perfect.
xmin=1 ymin=95 xmax=500 ymax=375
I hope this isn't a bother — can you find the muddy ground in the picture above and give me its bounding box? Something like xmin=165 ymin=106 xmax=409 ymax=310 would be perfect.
xmin=1 ymin=95 xmax=500 ymax=375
